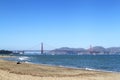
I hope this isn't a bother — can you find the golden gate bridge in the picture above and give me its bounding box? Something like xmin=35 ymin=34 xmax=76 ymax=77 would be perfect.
xmin=12 ymin=42 xmax=52 ymax=54
xmin=11 ymin=43 xmax=94 ymax=55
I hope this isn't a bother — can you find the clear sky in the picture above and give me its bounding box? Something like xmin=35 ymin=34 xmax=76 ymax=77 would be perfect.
xmin=0 ymin=0 xmax=120 ymax=50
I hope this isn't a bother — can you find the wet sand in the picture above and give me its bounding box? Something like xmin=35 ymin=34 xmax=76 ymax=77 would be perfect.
xmin=0 ymin=56 xmax=120 ymax=80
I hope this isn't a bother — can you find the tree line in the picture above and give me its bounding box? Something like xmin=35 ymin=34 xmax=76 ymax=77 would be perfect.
xmin=0 ymin=50 xmax=12 ymax=54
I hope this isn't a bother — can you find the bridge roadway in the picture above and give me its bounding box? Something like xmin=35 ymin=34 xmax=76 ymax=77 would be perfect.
xmin=12 ymin=50 xmax=51 ymax=54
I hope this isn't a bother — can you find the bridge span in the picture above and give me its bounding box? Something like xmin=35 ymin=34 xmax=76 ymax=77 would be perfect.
xmin=12 ymin=50 xmax=51 ymax=54
xmin=11 ymin=43 xmax=53 ymax=54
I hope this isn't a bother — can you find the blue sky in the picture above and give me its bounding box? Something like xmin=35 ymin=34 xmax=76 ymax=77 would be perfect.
xmin=0 ymin=0 xmax=120 ymax=50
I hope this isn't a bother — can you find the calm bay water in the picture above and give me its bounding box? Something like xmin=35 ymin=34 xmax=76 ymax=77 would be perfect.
xmin=3 ymin=55 xmax=120 ymax=72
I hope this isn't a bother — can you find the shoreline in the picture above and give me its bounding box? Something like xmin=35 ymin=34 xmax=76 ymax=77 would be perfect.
xmin=1 ymin=55 xmax=119 ymax=73
xmin=1 ymin=55 xmax=120 ymax=73
xmin=0 ymin=55 xmax=120 ymax=80
xmin=30 ymin=63 xmax=118 ymax=73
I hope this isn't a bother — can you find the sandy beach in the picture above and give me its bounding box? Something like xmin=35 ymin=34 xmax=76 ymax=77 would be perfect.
xmin=0 ymin=56 xmax=120 ymax=80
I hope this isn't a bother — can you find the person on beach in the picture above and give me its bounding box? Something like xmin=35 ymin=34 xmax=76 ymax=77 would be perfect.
xmin=17 ymin=61 xmax=21 ymax=64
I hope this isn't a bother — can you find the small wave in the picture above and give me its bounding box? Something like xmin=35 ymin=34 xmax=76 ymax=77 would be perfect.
xmin=85 ymin=68 xmax=97 ymax=71
xmin=84 ymin=67 xmax=115 ymax=73
xmin=18 ymin=57 xmax=29 ymax=61
xmin=24 ymin=61 xmax=32 ymax=64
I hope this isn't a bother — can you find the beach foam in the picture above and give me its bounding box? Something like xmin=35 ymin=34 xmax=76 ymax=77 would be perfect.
xmin=18 ymin=57 xmax=30 ymax=62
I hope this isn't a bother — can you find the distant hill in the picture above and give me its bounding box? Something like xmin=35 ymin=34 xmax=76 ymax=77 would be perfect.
xmin=106 ymin=47 xmax=120 ymax=54
xmin=48 ymin=46 xmax=120 ymax=55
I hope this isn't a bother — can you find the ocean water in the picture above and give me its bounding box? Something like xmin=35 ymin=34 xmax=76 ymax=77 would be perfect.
xmin=3 ymin=55 xmax=120 ymax=72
